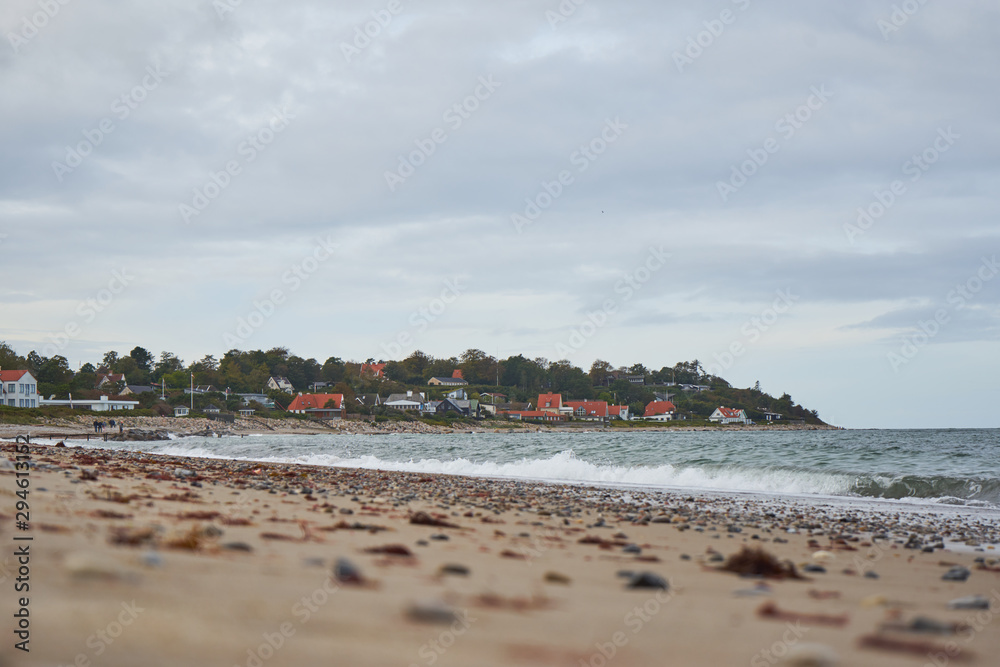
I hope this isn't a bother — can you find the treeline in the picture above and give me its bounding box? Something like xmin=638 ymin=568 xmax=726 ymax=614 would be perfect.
xmin=0 ymin=343 xmax=823 ymax=423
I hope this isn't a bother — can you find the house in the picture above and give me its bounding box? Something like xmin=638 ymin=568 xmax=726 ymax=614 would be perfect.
xmin=39 ymin=395 xmax=140 ymax=411
xmin=386 ymin=391 xmax=425 ymax=411
xmin=287 ymin=393 xmax=345 ymax=419
xmin=238 ymin=393 xmax=276 ymax=408
xmin=184 ymin=385 xmax=216 ymax=394
xmin=239 ymin=408 xmax=255 ymax=417
xmin=677 ymin=383 xmax=710 ymax=393
xmin=446 ymin=388 xmax=468 ymax=400
xmin=360 ymin=363 xmax=386 ymax=378
xmin=204 ymin=405 xmax=221 ymax=414
xmin=608 ymin=405 xmax=630 ymax=421
xmin=430 ymin=397 xmax=475 ymax=417
xmin=174 ymin=406 xmax=190 ymax=417
xmin=1 ymin=370 xmax=39 ymax=408
xmin=480 ymin=392 xmax=506 ymax=403
xmin=564 ymin=400 xmax=609 ymax=421
xmin=355 ymin=394 xmax=383 ymax=407
xmin=536 ymin=393 xmax=563 ymax=414
xmin=644 ymin=400 xmax=677 ymax=421
xmin=266 ymin=376 xmax=294 ymax=393
xmin=502 ymin=410 xmax=567 ymax=422
xmin=96 ymin=373 xmax=127 ymax=390
xmin=122 ymin=385 xmax=154 ymax=395
xmin=759 ymin=410 xmax=783 ymax=422
xmin=709 ymin=407 xmax=749 ymax=424
xmin=428 ymin=370 xmax=468 ymax=386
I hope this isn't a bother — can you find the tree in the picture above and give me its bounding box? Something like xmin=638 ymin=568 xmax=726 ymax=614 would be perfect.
xmin=101 ymin=350 xmax=120 ymax=371
xmin=38 ymin=355 xmax=73 ymax=384
xmin=154 ymin=352 xmax=184 ymax=379
xmin=589 ymin=359 xmax=613 ymax=386
xmin=129 ymin=346 xmax=154 ymax=371
xmin=0 ymin=342 xmax=25 ymax=370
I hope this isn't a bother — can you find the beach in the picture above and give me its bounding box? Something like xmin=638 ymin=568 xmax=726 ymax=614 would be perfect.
xmin=4 ymin=440 xmax=1000 ymax=667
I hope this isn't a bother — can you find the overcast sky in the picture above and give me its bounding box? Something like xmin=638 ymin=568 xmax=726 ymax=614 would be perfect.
xmin=2 ymin=0 xmax=998 ymax=428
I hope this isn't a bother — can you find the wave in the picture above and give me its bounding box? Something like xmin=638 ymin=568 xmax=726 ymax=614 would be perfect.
xmin=95 ymin=443 xmax=1000 ymax=508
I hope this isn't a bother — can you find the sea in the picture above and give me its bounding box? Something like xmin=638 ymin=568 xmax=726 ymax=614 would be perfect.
xmin=56 ymin=427 xmax=1000 ymax=513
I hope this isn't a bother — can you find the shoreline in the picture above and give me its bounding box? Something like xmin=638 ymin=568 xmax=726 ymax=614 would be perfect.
xmin=4 ymin=441 xmax=1000 ymax=665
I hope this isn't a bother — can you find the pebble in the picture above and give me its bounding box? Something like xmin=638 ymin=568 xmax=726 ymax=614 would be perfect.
xmin=863 ymin=571 xmax=879 ymax=579
xmin=802 ymin=564 xmax=827 ymax=574
xmin=623 ymin=544 xmax=642 ymax=554
xmin=406 ymin=599 xmax=460 ymax=624
xmin=334 ymin=557 xmax=364 ymax=585
xmin=430 ymin=534 xmax=450 ymax=541
xmin=627 ymin=572 xmax=669 ymax=590
xmin=948 ymin=595 xmax=991 ymax=610
xmin=544 ymin=571 xmax=571 ymax=585
xmin=221 ymin=542 xmax=253 ymax=552
xmin=439 ymin=564 xmax=470 ymax=576
xmin=942 ymin=566 xmax=971 ymax=582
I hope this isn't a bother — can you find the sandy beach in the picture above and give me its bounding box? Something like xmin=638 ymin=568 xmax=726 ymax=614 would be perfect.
xmin=3 ymin=440 xmax=999 ymax=667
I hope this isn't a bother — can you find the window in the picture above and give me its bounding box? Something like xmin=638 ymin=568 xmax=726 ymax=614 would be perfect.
xmin=30 ymin=399 xmax=36 ymax=408
xmin=6 ymin=383 xmax=13 ymax=393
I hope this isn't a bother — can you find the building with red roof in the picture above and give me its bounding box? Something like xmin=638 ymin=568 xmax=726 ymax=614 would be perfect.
xmin=536 ymin=393 xmax=563 ymax=413
xmin=644 ymin=400 xmax=677 ymax=421
xmin=287 ymin=393 xmax=345 ymax=419
xmin=360 ymin=363 xmax=387 ymax=378
xmin=564 ymin=400 xmax=608 ymax=421
xmin=608 ymin=405 xmax=630 ymax=420
xmin=709 ymin=407 xmax=749 ymax=424
xmin=0 ymin=370 xmax=39 ymax=408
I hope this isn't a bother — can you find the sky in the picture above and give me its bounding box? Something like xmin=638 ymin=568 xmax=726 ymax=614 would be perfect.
xmin=1 ymin=0 xmax=998 ymax=429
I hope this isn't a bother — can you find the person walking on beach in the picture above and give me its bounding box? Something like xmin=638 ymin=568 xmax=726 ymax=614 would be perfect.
xmin=93 ymin=420 xmax=99 ymax=433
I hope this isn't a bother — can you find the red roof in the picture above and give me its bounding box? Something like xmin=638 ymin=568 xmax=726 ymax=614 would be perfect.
xmin=97 ymin=373 xmax=125 ymax=383
xmin=565 ymin=400 xmax=608 ymax=418
xmin=287 ymin=394 xmax=344 ymax=411
xmin=608 ymin=405 xmax=628 ymax=416
xmin=644 ymin=401 xmax=676 ymax=417
xmin=537 ymin=393 xmax=562 ymax=410
xmin=361 ymin=363 xmax=386 ymax=377
xmin=715 ymin=407 xmax=744 ymax=419
xmin=0 ymin=370 xmax=30 ymax=382
xmin=452 ymin=369 xmax=464 ymax=379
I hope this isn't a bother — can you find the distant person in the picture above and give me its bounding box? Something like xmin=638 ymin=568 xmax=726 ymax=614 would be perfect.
xmin=119 ymin=422 xmax=124 ymax=433
xmin=93 ymin=420 xmax=99 ymax=433
xmin=109 ymin=419 xmax=116 ymax=428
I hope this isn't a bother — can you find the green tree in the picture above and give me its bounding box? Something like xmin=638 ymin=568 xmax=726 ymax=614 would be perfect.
xmin=129 ymin=346 xmax=154 ymax=371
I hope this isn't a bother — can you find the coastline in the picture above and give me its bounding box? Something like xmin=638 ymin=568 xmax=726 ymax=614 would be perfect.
xmin=4 ymin=441 xmax=999 ymax=666
xmin=0 ymin=414 xmax=842 ymax=441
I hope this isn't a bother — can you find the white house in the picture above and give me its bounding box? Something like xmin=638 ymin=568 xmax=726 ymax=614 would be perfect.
xmin=385 ymin=390 xmax=425 ymax=411
xmin=39 ymin=395 xmax=140 ymax=412
xmin=267 ymin=376 xmax=294 ymax=392
xmin=1 ymin=370 xmax=40 ymax=408
xmin=709 ymin=407 xmax=749 ymax=424
xmin=174 ymin=406 xmax=190 ymax=417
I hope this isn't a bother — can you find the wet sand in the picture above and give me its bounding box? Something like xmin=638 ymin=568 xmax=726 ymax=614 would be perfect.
xmin=3 ymin=441 xmax=999 ymax=667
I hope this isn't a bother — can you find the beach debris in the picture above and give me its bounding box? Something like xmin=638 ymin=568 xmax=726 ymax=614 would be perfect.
xmin=776 ymin=643 xmax=839 ymax=667
xmin=720 ymin=547 xmax=804 ymax=580
xmin=166 ymin=525 xmax=216 ymax=550
xmin=623 ymin=544 xmax=642 ymax=554
xmin=863 ymin=570 xmax=880 ymax=579
xmin=733 ymin=582 xmax=772 ymax=597
xmin=334 ymin=557 xmax=365 ymax=585
xmin=808 ymin=589 xmax=841 ymax=600
xmin=627 ymin=572 xmax=669 ymax=590
xmin=410 ymin=511 xmax=459 ymax=529
xmin=406 ymin=599 xmax=461 ymax=624
xmin=860 ymin=595 xmax=889 ymax=608
xmin=948 ymin=595 xmax=991 ymax=610
xmin=857 ymin=634 xmax=973 ymax=660
xmin=439 ymin=564 xmax=470 ymax=577
xmin=221 ymin=541 xmax=253 ymax=552
xmin=544 ymin=571 xmax=571 ymax=585
xmin=92 ymin=509 xmax=132 ymax=520
xmin=942 ymin=566 xmax=971 ymax=581
xmin=811 ymin=550 xmax=835 ymax=562
xmin=319 ymin=520 xmax=389 ymax=533
xmin=430 ymin=534 xmax=450 ymax=541
xmin=881 ymin=616 xmax=966 ymax=635
xmin=364 ymin=544 xmax=413 ymax=557
xmin=475 ymin=592 xmax=553 ymax=611
xmin=802 ymin=564 xmax=827 ymax=574
xmin=500 ymin=549 xmax=528 ymax=560
xmin=756 ymin=602 xmax=848 ymax=627
xmin=108 ymin=525 xmax=159 ymax=547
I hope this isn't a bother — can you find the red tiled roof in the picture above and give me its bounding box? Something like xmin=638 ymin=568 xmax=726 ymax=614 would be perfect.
xmin=644 ymin=401 xmax=676 ymax=417
xmin=565 ymin=400 xmax=608 ymax=417
xmin=452 ymin=369 xmax=464 ymax=379
xmin=608 ymin=405 xmax=628 ymax=416
xmin=715 ymin=407 xmax=743 ymax=419
xmin=361 ymin=363 xmax=386 ymax=377
xmin=537 ymin=393 xmax=562 ymax=410
xmin=287 ymin=394 xmax=344 ymax=411
xmin=0 ymin=370 xmax=30 ymax=382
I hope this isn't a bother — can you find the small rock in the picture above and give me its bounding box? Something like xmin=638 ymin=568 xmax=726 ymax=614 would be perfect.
xmin=948 ymin=595 xmax=990 ymax=610
xmin=623 ymin=544 xmax=642 ymax=555
xmin=334 ymin=557 xmax=364 ymax=585
xmin=430 ymin=534 xmax=450 ymax=541
xmin=627 ymin=572 xmax=669 ymax=590
xmin=439 ymin=564 xmax=470 ymax=576
xmin=544 ymin=571 xmax=571 ymax=585
xmin=406 ymin=599 xmax=459 ymax=624
xmin=942 ymin=566 xmax=971 ymax=582
xmin=863 ymin=571 xmax=880 ymax=579
xmin=221 ymin=542 xmax=253 ymax=552
xmin=802 ymin=564 xmax=827 ymax=574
